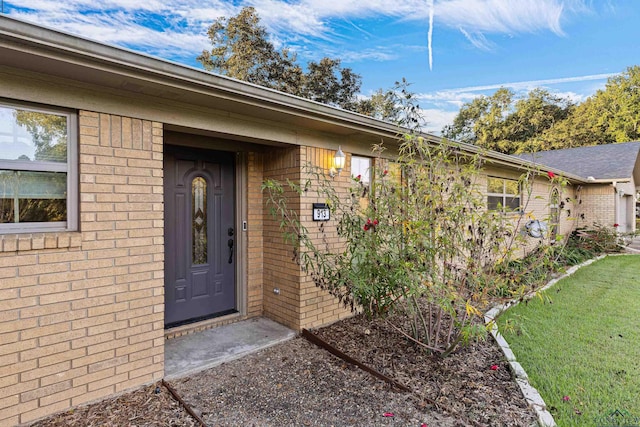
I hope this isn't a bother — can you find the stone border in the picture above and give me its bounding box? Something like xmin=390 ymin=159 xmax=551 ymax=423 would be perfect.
xmin=484 ymin=255 xmax=606 ymax=427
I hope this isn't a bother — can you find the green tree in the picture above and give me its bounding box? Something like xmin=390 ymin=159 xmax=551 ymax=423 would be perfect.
xmin=354 ymin=88 xmax=400 ymax=122
xmin=198 ymin=7 xmax=362 ymax=110
xmin=443 ymin=88 xmax=572 ymax=154
xmin=300 ymin=57 xmax=362 ymax=110
xmin=197 ymin=7 xmax=285 ymax=87
xmin=442 ymin=87 xmax=513 ymax=147
xmin=541 ymin=66 xmax=640 ymax=148
xmin=445 ymin=66 xmax=640 ymax=153
xmin=506 ymin=89 xmax=573 ymax=147
xmin=353 ymin=79 xmax=422 ymax=125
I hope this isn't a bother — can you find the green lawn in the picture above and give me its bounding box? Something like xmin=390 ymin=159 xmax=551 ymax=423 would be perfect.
xmin=498 ymin=255 xmax=640 ymax=427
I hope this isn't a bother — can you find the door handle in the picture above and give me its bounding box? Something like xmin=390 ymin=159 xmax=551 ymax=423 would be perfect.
xmin=227 ymin=238 xmax=234 ymax=264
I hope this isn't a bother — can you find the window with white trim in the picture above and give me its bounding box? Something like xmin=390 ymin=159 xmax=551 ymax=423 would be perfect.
xmin=487 ymin=176 xmax=520 ymax=212
xmin=351 ymin=156 xmax=371 ymax=185
xmin=0 ymin=100 xmax=77 ymax=233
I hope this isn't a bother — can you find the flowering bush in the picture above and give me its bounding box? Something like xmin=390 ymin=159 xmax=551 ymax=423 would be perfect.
xmin=263 ymin=133 xmax=550 ymax=355
xmin=262 ymin=86 xmax=569 ymax=356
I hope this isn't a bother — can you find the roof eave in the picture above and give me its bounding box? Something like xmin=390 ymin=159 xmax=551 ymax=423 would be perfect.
xmin=0 ymin=15 xmax=590 ymax=183
xmin=0 ymin=15 xmax=405 ymax=139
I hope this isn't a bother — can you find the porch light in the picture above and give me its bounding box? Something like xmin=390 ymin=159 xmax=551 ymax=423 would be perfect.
xmin=330 ymin=146 xmax=346 ymax=177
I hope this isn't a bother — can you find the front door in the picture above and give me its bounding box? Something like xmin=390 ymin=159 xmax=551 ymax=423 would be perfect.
xmin=164 ymin=146 xmax=236 ymax=328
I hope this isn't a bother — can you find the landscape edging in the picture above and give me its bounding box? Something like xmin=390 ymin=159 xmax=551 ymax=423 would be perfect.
xmin=484 ymin=254 xmax=607 ymax=427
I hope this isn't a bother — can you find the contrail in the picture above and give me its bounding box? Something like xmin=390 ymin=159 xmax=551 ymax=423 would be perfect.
xmin=427 ymin=0 xmax=434 ymax=70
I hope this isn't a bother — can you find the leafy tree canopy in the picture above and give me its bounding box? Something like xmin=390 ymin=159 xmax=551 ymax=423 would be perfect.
xmin=538 ymin=66 xmax=640 ymax=149
xmin=198 ymin=7 xmax=363 ymax=111
xmin=442 ymin=88 xmax=572 ymax=154
xmin=356 ymin=88 xmax=400 ymax=122
xmin=197 ymin=7 xmax=404 ymax=121
xmin=444 ymin=66 xmax=640 ymax=154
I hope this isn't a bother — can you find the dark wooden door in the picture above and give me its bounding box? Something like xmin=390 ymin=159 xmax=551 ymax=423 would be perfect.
xmin=164 ymin=147 xmax=236 ymax=327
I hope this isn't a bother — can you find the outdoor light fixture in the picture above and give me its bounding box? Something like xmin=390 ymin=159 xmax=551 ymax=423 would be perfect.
xmin=330 ymin=146 xmax=345 ymax=177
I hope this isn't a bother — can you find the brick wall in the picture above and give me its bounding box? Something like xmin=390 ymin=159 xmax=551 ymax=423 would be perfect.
xmin=262 ymin=147 xmax=304 ymax=330
xmin=579 ymin=184 xmax=616 ymax=228
xmin=261 ymin=146 xmax=357 ymax=330
xmin=521 ymin=177 xmax=580 ymax=238
xmin=481 ymin=167 xmax=582 ymax=246
xmin=0 ymin=111 xmax=165 ymax=425
xmin=247 ymin=152 xmax=264 ymax=318
xmin=298 ymin=147 xmax=352 ymax=329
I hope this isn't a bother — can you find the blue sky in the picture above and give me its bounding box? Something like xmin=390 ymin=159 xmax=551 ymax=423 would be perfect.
xmin=2 ymin=1 xmax=638 ymax=134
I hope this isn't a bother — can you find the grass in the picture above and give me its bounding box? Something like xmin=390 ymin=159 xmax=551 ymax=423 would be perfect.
xmin=498 ymin=255 xmax=640 ymax=427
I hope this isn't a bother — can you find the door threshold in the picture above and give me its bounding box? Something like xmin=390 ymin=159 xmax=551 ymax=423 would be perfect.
xmin=165 ymin=309 xmax=238 ymax=330
xmin=165 ymin=311 xmax=242 ymax=340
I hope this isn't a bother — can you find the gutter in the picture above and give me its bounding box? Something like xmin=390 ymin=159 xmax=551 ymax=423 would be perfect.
xmin=0 ymin=15 xmax=591 ymax=183
xmin=585 ymin=178 xmax=630 ymax=184
xmin=436 ymin=140 xmax=589 ymax=184
xmin=0 ymin=15 xmax=404 ymax=138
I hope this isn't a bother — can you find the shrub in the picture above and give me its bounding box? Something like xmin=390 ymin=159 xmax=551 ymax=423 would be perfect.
xmin=262 ymin=84 xmax=579 ymax=357
xmin=263 ymin=133 xmax=542 ymax=356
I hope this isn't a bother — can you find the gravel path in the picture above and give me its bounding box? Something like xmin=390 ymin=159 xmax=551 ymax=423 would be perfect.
xmin=171 ymin=337 xmax=457 ymax=427
xmin=29 ymin=315 xmax=537 ymax=427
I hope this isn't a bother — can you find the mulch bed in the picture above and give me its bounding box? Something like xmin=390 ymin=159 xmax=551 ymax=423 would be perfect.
xmin=29 ymin=313 xmax=537 ymax=427
xmin=29 ymin=383 xmax=198 ymax=427
xmin=314 ymin=313 xmax=537 ymax=426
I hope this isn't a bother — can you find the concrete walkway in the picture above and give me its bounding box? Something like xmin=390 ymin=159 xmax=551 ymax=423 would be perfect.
xmin=627 ymin=235 xmax=640 ymax=251
xmin=164 ymin=317 xmax=296 ymax=380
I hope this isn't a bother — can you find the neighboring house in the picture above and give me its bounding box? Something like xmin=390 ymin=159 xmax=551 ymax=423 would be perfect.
xmin=0 ymin=16 xmax=617 ymax=425
xmin=517 ymin=141 xmax=640 ymax=233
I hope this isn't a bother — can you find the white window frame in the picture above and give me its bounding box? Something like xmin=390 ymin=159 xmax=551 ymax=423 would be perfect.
xmin=351 ymin=155 xmax=372 ymax=186
xmin=0 ymin=99 xmax=78 ymax=234
xmin=486 ymin=176 xmax=521 ymax=213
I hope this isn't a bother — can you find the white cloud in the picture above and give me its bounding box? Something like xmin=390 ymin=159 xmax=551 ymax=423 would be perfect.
xmin=435 ymin=0 xmax=567 ymax=35
xmin=438 ymin=73 xmax=616 ymax=94
xmin=427 ymin=0 xmax=434 ymax=70
xmin=420 ymin=108 xmax=458 ymax=134
xmin=247 ymin=0 xmax=583 ymax=43
xmin=414 ymin=72 xmax=613 ymax=132
xmin=417 ymin=90 xmax=479 ymax=108
xmin=9 ymin=1 xmax=222 ymax=61
xmin=415 ymin=73 xmax=614 ymax=109
xmin=551 ymin=91 xmax=587 ymax=104
xmin=340 ymin=49 xmax=398 ymax=63
xmin=295 ymin=0 xmax=427 ymax=19
xmin=458 ymin=27 xmax=494 ymax=51
xmin=6 ymin=0 xmax=588 ymax=65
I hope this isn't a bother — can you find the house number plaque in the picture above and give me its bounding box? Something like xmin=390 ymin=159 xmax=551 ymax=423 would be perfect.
xmin=312 ymin=203 xmax=330 ymax=221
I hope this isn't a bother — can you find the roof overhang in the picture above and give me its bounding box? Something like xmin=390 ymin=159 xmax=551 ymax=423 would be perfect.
xmin=0 ymin=15 xmax=408 ymax=144
xmin=0 ymin=15 xmax=589 ymax=184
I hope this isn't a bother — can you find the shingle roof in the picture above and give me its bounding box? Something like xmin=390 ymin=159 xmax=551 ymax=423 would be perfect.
xmin=515 ymin=142 xmax=640 ymax=180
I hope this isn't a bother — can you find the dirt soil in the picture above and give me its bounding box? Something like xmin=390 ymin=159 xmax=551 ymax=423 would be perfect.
xmin=30 ymin=314 xmax=537 ymax=427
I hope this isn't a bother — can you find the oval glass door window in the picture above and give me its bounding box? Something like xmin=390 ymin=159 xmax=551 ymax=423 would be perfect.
xmin=192 ymin=176 xmax=207 ymax=265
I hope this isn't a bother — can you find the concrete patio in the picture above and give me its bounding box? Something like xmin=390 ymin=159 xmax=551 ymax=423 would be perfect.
xmin=164 ymin=317 xmax=296 ymax=380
